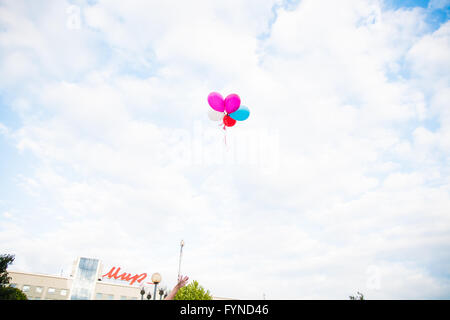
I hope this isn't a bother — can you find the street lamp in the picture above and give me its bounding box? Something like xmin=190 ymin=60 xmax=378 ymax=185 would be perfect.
xmin=140 ymin=287 xmax=152 ymax=300
xmin=178 ymin=240 xmax=185 ymax=280
xmin=159 ymin=286 xmax=167 ymax=300
xmin=151 ymin=272 xmax=161 ymax=301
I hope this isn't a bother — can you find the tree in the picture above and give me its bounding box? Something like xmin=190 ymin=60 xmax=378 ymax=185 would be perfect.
xmin=174 ymin=280 xmax=213 ymax=300
xmin=0 ymin=254 xmax=28 ymax=300
xmin=0 ymin=254 xmax=15 ymax=287
xmin=349 ymin=291 xmax=365 ymax=300
xmin=0 ymin=287 xmax=28 ymax=300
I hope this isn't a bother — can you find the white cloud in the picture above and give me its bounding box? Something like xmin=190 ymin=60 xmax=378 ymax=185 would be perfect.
xmin=0 ymin=0 xmax=449 ymax=299
xmin=2 ymin=211 xmax=13 ymax=219
xmin=428 ymin=0 xmax=450 ymax=10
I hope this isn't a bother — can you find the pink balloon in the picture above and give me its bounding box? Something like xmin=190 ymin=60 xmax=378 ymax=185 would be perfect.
xmin=208 ymin=92 xmax=225 ymax=112
xmin=224 ymin=94 xmax=241 ymax=114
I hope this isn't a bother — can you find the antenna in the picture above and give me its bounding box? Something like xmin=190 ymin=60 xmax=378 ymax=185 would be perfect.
xmin=178 ymin=240 xmax=185 ymax=280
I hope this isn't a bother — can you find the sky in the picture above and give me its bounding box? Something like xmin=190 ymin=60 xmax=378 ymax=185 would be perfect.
xmin=0 ymin=0 xmax=449 ymax=299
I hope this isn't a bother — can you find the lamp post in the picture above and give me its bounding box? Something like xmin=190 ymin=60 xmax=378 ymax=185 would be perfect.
xmin=159 ymin=286 xmax=166 ymax=300
xmin=178 ymin=240 xmax=185 ymax=280
xmin=140 ymin=287 xmax=152 ymax=300
xmin=151 ymin=273 xmax=161 ymax=301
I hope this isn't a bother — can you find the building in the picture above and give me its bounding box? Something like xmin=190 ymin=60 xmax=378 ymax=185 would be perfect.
xmin=9 ymin=257 xmax=151 ymax=300
xmin=8 ymin=256 xmax=235 ymax=300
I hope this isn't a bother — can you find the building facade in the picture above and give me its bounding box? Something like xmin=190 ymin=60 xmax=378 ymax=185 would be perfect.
xmin=9 ymin=257 xmax=147 ymax=300
xmin=8 ymin=256 xmax=234 ymax=300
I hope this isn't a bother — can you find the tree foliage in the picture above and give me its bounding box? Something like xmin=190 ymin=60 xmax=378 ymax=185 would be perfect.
xmin=349 ymin=291 xmax=365 ymax=300
xmin=0 ymin=254 xmax=28 ymax=300
xmin=0 ymin=287 xmax=28 ymax=300
xmin=0 ymin=254 xmax=14 ymax=287
xmin=174 ymin=280 xmax=213 ymax=300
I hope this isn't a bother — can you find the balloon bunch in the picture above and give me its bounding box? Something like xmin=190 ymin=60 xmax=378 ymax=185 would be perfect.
xmin=207 ymin=92 xmax=250 ymax=129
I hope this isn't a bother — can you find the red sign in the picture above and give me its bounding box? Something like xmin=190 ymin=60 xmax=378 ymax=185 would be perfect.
xmin=101 ymin=266 xmax=154 ymax=286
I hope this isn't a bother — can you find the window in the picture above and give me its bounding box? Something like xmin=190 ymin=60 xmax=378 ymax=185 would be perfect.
xmin=36 ymin=287 xmax=43 ymax=293
xmin=78 ymin=258 xmax=98 ymax=281
xmin=60 ymin=290 xmax=67 ymax=296
xmin=10 ymin=283 xmax=17 ymax=288
xmin=120 ymin=296 xmax=127 ymax=300
xmin=48 ymin=288 xmax=56 ymax=294
xmin=96 ymin=293 xmax=103 ymax=300
xmin=105 ymin=294 xmax=114 ymax=300
xmin=70 ymin=257 xmax=100 ymax=300
xmin=22 ymin=285 xmax=30 ymax=292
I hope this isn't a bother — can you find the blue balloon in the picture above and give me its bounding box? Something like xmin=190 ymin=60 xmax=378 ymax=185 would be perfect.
xmin=229 ymin=105 xmax=250 ymax=121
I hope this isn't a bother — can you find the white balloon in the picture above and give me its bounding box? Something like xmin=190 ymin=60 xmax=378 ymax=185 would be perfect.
xmin=207 ymin=109 xmax=225 ymax=121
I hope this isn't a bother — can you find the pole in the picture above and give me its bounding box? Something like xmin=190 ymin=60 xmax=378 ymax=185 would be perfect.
xmin=153 ymin=283 xmax=158 ymax=300
xmin=178 ymin=240 xmax=184 ymax=280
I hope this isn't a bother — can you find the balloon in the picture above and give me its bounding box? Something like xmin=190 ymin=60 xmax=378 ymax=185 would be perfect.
xmin=208 ymin=92 xmax=225 ymax=112
xmin=229 ymin=105 xmax=250 ymax=121
xmin=208 ymin=109 xmax=225 ymax=121
xmin=223 ymin=115 xmax=236 ymax=127
xmin=224 ymin=94 xmax=241 ymax=114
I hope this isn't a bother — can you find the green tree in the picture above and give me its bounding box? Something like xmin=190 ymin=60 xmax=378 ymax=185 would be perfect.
xmin=349 ymin=291 xmax=364 ymax=300
xmin=0 ymin=286 xmax=28 ymax=300
xmin=0 ymin=254 xmax=28 ymax=300
xmin=0 ymin=254 xmax=14 ymax=287
xmin=174 ymin=280 xmax=213 ymax=300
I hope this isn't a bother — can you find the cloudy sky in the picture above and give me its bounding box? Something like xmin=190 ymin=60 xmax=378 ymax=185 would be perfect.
xmin=0 ymin=0 xmax=449 ymax=299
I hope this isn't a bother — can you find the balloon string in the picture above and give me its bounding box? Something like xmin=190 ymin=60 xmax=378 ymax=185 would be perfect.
xmin=224 ymin=126 xmax=227 ymax=146
xmin=218 ymin=121 xmax=227 ymax=145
